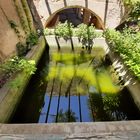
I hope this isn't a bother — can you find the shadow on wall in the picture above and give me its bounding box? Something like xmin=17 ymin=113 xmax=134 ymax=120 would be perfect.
xmin=45 ymin=0 xmax=52 ymax=15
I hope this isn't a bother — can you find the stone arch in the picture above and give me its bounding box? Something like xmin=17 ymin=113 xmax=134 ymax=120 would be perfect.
xmin=32 ymin=0 xmax=124 ymax=29
xmin=45 ymin=6 xmax=105 ymax=30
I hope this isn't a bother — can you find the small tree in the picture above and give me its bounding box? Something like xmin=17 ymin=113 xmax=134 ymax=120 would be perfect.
xmin=54 ymin=21 xmax=73 ymax=41
xmin=75 ymin=24 xmax=100 ymax=51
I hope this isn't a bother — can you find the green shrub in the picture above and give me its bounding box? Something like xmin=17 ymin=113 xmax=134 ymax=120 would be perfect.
xmin=75 ymin=23 xmax=100 ymax=40
xmin=0 ymin=56 xmax=37 ymax=88
xmin=43 ymin=28 xmax=53 ymax=36
xmin=54 ymin=21 xmax=73 ymax=40
xmin=26 ymin=32 xmax=38 ymax=47
xmin=104 ymin=28 xmax=140 ymax=79
xmin=16 ymin=42 xmax=27 ymax=57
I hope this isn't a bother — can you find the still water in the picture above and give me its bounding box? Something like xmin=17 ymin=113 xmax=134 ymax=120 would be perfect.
xmin=11 ymin=47 xmax=140 ymax=123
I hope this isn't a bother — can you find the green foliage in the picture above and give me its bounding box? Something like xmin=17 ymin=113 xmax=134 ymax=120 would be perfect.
xmin=43 ymin=28 xmax=53 ymax=36
xmin=0 ymin=56 xmax=36 ymax=88
xmin=129 ymin=2 xmax=140 ymax=20
xmin=16 ymin=32 xmax=38 ymax=57
xmin=21 ymin=0 xmax=35 ymax=31
xmin=9 ymin=20 xmax=23 ymax=40
xmin=19 ymin=59 xmax=37 ymax=75
xmin=123 ymin=0 xmax=139 ymax=6
xmin=16 ymin=42 xmax=27 ymax=57
xmin=104 ymin=28 xmax=140 ymax=79
xmin=26 ymin=32 xmax=38 ymax=46
xmin=14 ymin=0 xmax=30 ymax=34
xmin=123 ymin=0 xmax=140 ymax=20
xmin=9 ymin=20 xmax=17 ymax=28
xmin=9 ymin=76 xmax=23 ymax=88
xmin=45 ymin=23 xmax=101 ymax=41
xmin=0 ymin=56 xmax=36 ymax=75
xmin=75 ymin=24 xmax=101 ymax=51
xmin=56 ymin=109 xmax=78 ymax=122
xmin=54 ymin=21 xmax=73 ymax=40
xmin=75 ymin=23 xmax=99 ymax=40
xmin=103 ymin=94 xmax=120 ymax=111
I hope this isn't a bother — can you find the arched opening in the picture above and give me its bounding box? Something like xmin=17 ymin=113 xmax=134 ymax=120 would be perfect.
xmin=45 ymin=6 xmax=105 ymax=30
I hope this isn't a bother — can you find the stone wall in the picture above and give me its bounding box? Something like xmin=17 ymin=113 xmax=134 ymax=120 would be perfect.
xmin=0 ymin=0 xmax=34 ymax=62
xmin=0 ymin=36 xmax=46 ymax=123
xmin=0 ymin=121 xmax=140 ymax=139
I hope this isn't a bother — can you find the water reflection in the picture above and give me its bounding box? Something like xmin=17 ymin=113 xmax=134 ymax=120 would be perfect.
xmin=39 ymin=95 xmax=92 ymax=123
xmin=46 ymin=49 xmax=120 ymax=96
xmin=11 ymin=47 xmax=140 ymax=123
xmin=89 ymin=93 xmax=126 ymax=121
xmin=56 ymin=109 xmax=78 ymax=122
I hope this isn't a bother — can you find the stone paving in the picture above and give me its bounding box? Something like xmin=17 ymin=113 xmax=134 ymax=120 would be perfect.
xmin=0 ymin=121 xmax=140 ymax=139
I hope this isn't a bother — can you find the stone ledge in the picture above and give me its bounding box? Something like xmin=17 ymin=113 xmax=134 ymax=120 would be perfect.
xmin=0 ymin=121 xmax=140 ymax=139
xmin=107 ymin=43 xmax=140 ymax=111
xmin=0 ymin=36 xmax=46 ymax=123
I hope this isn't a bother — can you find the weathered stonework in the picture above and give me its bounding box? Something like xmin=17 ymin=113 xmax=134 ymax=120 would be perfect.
xmin=0 ymin=36 xmax=46 ymax=123
xmin=31 ymin=0 xmax=124 ymax=29
xmin=0 ymin=0 xmax=34 ymax=62
xmin=0 ymin=121 xmax=140 ymax=139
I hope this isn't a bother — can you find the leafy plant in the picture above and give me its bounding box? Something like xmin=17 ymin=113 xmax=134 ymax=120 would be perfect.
xmin=21 ymin=0 xmax=35 ymax=31
xmin=75 ymin=24 xmax=100 ymax=51
xmin=129 ymin=2 xmax=140 ymax=20
xmin=123 ymin=0 xmax=139 ymax=6
xmin=54 ymin=21 xmax=73 ymax=40
xmin=75 ymin=24 xmax=98 ymax=40
xmin=19 ymin=59 xmax=37 ymax=75
xmin=0 ymin=56 xmax=36 ymax=88
xmin=16 ymin=42 xmax=27 ymax=57
xmin=26 ymin=32 xmax=38 ymax=46
xmin=104 ymin=28 xmax=140 ymax=80
xmin=9 ymin=20 xmax=23 ymax=40
xmin=14 ymin=0 xmax=30 ymax=34
xmin=9 ymin=20 xmax=17 ymax=28
xmin=43 ymin=28 xmax=53 ymax=36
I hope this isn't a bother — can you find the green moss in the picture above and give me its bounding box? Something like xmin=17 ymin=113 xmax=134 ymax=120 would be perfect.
xmin=14 ymin=0 xmax=30 ymax=34
xmin=21 ymin=0 xmax=35 ymax=32
xmin=0 ymin=36 xmax=46 ymax=123
xmin=9 ymin=20 xmax=24 ymax=41
xmin=0 ymin=71 xmax=30 ymax=123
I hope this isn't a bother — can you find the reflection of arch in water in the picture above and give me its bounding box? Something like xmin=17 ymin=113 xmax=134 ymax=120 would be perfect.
xmin=45 ymin=6 xmax=105 ymax=30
